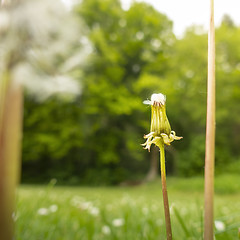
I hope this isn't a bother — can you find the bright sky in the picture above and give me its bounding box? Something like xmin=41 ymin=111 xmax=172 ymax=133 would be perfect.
xmin=121 ymin=0 xmax=240 ymax=37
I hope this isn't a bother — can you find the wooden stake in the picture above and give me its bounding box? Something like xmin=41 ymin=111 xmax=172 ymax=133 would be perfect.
xmin=204 ymin=0 xmax=215 ymax=239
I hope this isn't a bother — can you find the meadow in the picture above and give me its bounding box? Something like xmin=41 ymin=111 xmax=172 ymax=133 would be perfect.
xmin=16 ymin=174 xmax=240 ymax=240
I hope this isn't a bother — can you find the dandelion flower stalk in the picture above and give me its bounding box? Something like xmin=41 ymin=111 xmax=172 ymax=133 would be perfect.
xmin=159 ymin=140 xmax=172 ymax=240
xmin=142 ymin=93 xmax=182 ymax=240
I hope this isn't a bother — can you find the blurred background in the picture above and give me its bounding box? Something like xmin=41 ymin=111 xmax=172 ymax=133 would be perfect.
xmin=1 ymin=0 xmax=240 ymax=185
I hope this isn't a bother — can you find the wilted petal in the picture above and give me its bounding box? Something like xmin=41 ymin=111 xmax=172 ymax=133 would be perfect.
xmin=174 ymin=136 xmax=183 ymax=140
xmin=161 ymin=133 xmax=171 ymax=145
xmin=170 ymin=131 xmax=183 ymax=141
xmin=142 ymin=132 xmax=156 ymax=151
xmin=143 ymin=132 xmax=155 ymax=139
xmin=141 ymin=139 xmax=152 ymax=152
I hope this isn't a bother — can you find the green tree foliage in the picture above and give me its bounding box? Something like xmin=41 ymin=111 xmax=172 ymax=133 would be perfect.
xmin=72 ymin=0 xmax=176 ymax=183
xmin=215 ymin=18 xmax=240 ymax=170
xmin=22 ymin=0 xmax=175 ymax=184
xmin=21 ymin=0 xmax=240 ymax=184
xmin=170 ymin=28 xmax=208 ymax=175
xmin=174 ymin=17 xmax=240 ymax=175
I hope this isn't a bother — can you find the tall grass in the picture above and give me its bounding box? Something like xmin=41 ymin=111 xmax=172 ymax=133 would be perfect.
xmin=204 ymin=0 xmax=216 ymax=239
xmin=0 ymin=74 xmax=23 ymax=239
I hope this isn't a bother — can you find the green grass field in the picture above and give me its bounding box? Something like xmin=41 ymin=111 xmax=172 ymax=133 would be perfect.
xmin=16 ymin=175 xmax=240 ymax=240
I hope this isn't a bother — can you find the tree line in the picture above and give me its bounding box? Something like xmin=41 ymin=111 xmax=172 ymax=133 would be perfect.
xmin=22 ymin=0 xmax=240 ymax=184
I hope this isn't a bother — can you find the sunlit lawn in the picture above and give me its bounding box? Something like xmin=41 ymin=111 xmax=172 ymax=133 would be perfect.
xmin=16 ymin=175 xmax=240 ymax=240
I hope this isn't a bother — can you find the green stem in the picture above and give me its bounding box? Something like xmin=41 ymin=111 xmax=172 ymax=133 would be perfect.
xmin=159 ymin=141 xmax=172 ymax=240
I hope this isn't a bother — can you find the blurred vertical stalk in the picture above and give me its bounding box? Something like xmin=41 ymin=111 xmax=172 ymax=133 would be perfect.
xmin=0 ymin=72 xmax=23 ymax=239
xmin=204 ymin=0 xmax=215 ymax=239
xmin=159 ymin=141 xmax=172 ymax=240
xmin=1 ymin=0 xmax=23 ymax=238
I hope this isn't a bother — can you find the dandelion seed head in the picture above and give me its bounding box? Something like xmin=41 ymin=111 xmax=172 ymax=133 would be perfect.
xmin=151 ymin=93 xmax=166 ymax=106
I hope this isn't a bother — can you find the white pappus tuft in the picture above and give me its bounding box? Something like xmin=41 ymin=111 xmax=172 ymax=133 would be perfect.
xmin=143 ymin=93 xmax=166 ymax=106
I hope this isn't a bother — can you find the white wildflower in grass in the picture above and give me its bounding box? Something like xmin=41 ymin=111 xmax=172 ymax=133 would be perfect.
xmin=37 ymin=208 xmax=49 ymax=216
xmin=70 ymin=197 xmax=100 ymax=216
xmin=102 ymin=225 xmax=111 ymax=235
xmin=142 ymin=207 xmax=149 ymax=215
xmin=70 ymin=196 xmax=84 ymax=207
xmin=79 ymin=201 xmax=93 ymax=210
xmin=89 ymin=207 xmax=99 ymax=216
xmin=37 ymin=205 xmax=58 ymax=216
xmin=214 ymin=220 xmax=226 ymax=232
xmin=112 ymin=218 xmax=125 ymax=227
xmin=49 ymin=204 xmax=58 ymax=213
